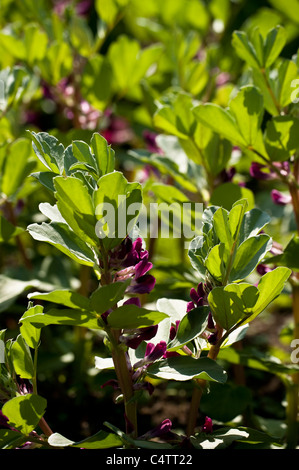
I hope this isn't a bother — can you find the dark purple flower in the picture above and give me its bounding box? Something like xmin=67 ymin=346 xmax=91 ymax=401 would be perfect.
xmin=169 ymin=320 xmax=180 ymax=340
xmin=139 ymin=419 xmax=172 ymax=440
xmin=256 ymin=263 xmax=273 ymax=276
xmin=250 ymin=161 xmax=290 ymax=181
xmin=271 ymin=189 xmax=291 ymax=206
xmin=145 ymin=341 xmax=167 ymax=363
xmin=18 ymin=378 xmax=33 ymax=395
xmin=123 ymin=297 xmax=142 ymax=308
xmin=163 ymin=351 xmax=180 ymax=358
xmin=187 ymin=282 xmax=208 ymax=311
xmin=122 ymin=238 xmax=148 ymax=267
xmin=120 ymin=325 xmax=158 ymax=349
xmin=143 ymin=130 xmax=163 ymax=154
xmin=133 ymin=341 xmax=167 ymax=369
xmin=208 ymin=332 xmax=218 ymax=345
xmin=128 ymin=273 xmax=156 ymax=294
xmin=201 ymin=416 xmax=213 ymax=433
xmin=250 ymin=162 xmax=274 ymax=180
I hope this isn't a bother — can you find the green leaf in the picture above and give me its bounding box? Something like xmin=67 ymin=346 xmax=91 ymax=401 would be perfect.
xmin=147 ymin=356 xmax=227 ymax=383
xmin=0 ymin=66 xmax=31 ymax=112
xmin=1 ymin=138 xmax=36 ymax=199
xmin=263 ymin=25 xmax=286 ymax=68
xmin=208 ymin=283 xmax=259 ymax=330
xmin=232 ymin=26 xmax=286 ymax=69
xmin=193 ymin=103 xmax=246 ymax=147
xmin=24 ymin=23 xmax=48 ymax=66
xmin=264 ymin=116 xmax=299 ymax=162
xmin=107 ymin=305 xmax=168 ymax=329
xmin=39 ymin=41 xmax=73 ymax=85
xmin=0 ymin=429 xmax=28 ymax=450
xmin=154 ymin=92 xmax=196 ymax=140
xmin=89 ymin=281 xmax=130 ymax=313
xmin=0 ymin=215 xmax=24 ymax=242
xmin=205 ymin=243 xmax=226 ymax=282
xmin=19 ymin=305 xmax=42 ymax=350
xmin=90 ymin=133 xmax=115 ymax=176
xmin=229 ymin=234 xmax=272 ymax=282
xmin=29 ymin=131 xmax=64 ymax=174
xmin=81 ymin=55 xmax=113 ymax=111
xmin=69 ymin=16 xmax=94 ymax=58
xmin=72 ymin=140 xmax=98 ymax=173
xmin=232 ymin=30 xmax=261 ymax=69
xmin=30 ymin=171 xmax=58 ymax=192
xmin=213 ymin=207 xmax=232 ymax=248
xmin=229 ymin=85 xmax=264 ymax=147
xmin=208 ymin=267 xmax=291 ymax=330
xmin=95 ymin=0 xmax=130 ymax=30
xmin=108 ymin=35 xmax=161 ymax=93
xmin=27 ymin=221 xmax=96 ymax=266
xmin=238 ymin=207 xmax=271 ymax=243
xmin=19 ymin=307 xmax=100 ymax=330
xmin=156 ymin=298 xmax=189 ymax=323
xmin=264 ymin=236 xmax=299 ymax=271
xmin=94 ymin=171 xmax=142 ymax=250
xmin=218 ymin=346 xmax=299 ymax=375
xmin=72 ymin=430 xmax=123 ymax=449
xmin=2 ymin=394 xmax=47 ymax=435
xmin=276 ymin=59 xmax=298 ymax=108
xmin=168 ymin=306 xmax=210 ymax=351
xmin=200 ymin=383 xmax=252 ymax=423
xmin=11 ymin=334 xmax=34 ymax=379
xmin=54 ymin=175 xmax=98 ymax=246
xmin=244 ymin=267 xmax=291 ymax=323
xmin=48 ymin=430 xmax=123 ymax=449
xmin=188 ymin=236 xmax=210 ymax=279
xmin=191 ymin=426 xmax=250 ymax=449
xmin=210 ymin=182 xmax=255 ymax=211
xmin=0 ymin=275 xmax=60 ymax=313
xmin=28 ymin=289 xmax=90 ymax=310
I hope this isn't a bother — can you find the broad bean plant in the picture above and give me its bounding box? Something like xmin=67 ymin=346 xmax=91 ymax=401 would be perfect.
xmin=0 ymin=0 xmax=299 ymax=451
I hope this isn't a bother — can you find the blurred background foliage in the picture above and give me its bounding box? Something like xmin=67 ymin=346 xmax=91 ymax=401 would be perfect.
xmin=0 ymin=0 xmax=298 ymax=442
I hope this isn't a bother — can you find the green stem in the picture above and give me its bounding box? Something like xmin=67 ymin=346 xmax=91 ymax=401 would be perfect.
xmin=32 ymin=347 xmax=38 ymax=395
xmin=186 ymin=327 xmax=223 ymax=437
xmin=38 ymin=417 xmax=53 ymax=437
xmin=110 ymin=331 xmax=138 ymax=438
xmin=100 ymin=244 xmax=138 ymax=437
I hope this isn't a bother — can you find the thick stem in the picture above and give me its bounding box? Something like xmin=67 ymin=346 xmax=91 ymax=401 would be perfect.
xmin=100 ymin=246 xmax=138 ymax=437
xmin=110 ymin=332 xmax=138 ymax=437
xmin=186 ymin=329 xmax=222 ymax=437
xmin=38 ymin=417 xmax=53 ymax=437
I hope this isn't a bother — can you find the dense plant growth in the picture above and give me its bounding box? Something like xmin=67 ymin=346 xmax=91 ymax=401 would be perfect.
xmin=0 ymin=0 xmax=299 ymax=451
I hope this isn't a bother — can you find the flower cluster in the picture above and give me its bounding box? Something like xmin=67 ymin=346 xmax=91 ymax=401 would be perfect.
xmin=110 ymin=236 xmax=156 ymax=297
